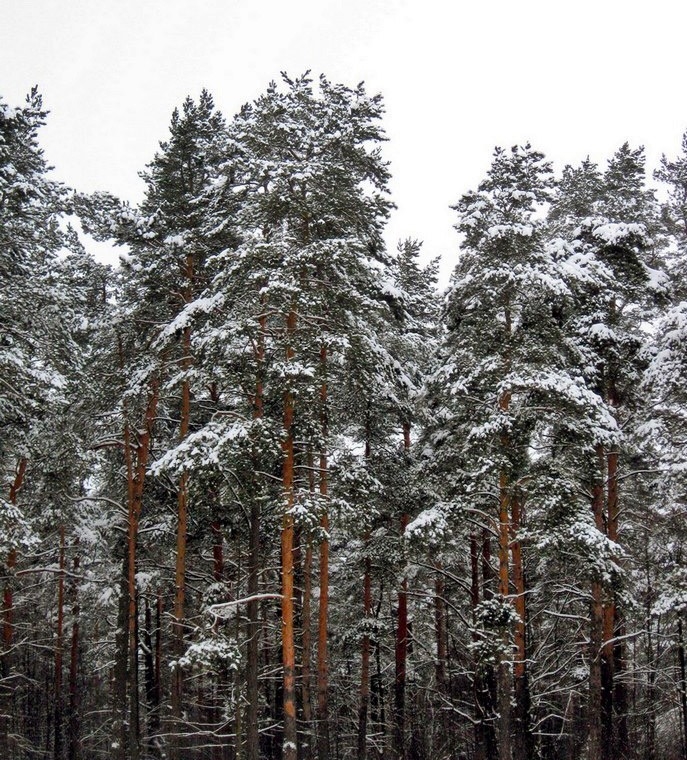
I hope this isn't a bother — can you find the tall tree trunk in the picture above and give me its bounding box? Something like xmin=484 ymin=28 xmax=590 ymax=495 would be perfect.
xmin=246 ymin=307 xmax=265 ymax=760
xmin=471 ymin=534 xmax=487 ymax=760
xmin=358 ymin=555 xmax=372 ymax=760
xmin=434 ymin=562 xmax=447 ymax=695
xmin=54 ymin=525 xmax=66 ymax=760
xmin=1 ymin=457 xmax=27 ymax=758
xmin=126 ymin=378 xmax=159 ymax=760
xmin=393 ymin=421 xmax=412 ymax=760
xmin=281 ymin=307 xmax=298 ymax=760
xmin=480 ymin=529 xmax=498 ymax=760
xmin=497 ymin=390 xmax=512 ymax=760
xmin=589 ymin=444 xmax=606 ymax=760
xmin=678 ymin=620 xmax=687 ymax=760
xmin=317 ymin=345 xmax=331 ymax=760
xmin=645 ymin=596 xmax=656 ymax=760
xmin=143 ymin=598 xmax=161 ymax=757
xmin=606 ymin=447 xmax=628 ymax=759
xmin=510 ymin=493 xmax=533 ymax=760
xmin=68 ymin=547 xmax=81 ymax=760
xmin=301 ymin=526 xmax=314 ymax=760
xmin=172 ymin=252 xmax=196 ymax=755
xmin=358 ymin=417 xmax=373 ymax=760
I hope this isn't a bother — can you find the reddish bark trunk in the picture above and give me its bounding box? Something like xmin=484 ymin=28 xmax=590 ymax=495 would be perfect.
xmin=172 ymin=316 xmax=193 ymax=750
xmin=1 ymin=457 xmax=27 ymax=758
xmin=3 ymin=457 xmax=26 ymax=667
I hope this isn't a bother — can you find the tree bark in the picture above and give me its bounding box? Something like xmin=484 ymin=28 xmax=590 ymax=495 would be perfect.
xmin=68 ymin=547 xmax=81 ymax=760
xmin=358 ymin=554 xmax=372 ymax=760
xmin=589 ymin=444 xmax=606 ymax=760
xmin=1 ymin=457 xmax=27 ymax=758
xmin=54 ymin=525 xmax=66 ymax=760
xmin=511 ymin=493 xmax=533 ymax=760
xmin=246 ymin=307 xmax=266 ymax=760
xmin=301 ymin=526 xmax=314 ymax=760
xmin=358 ymin=417 xmax=373 ymax=760
xmin=479 ymin=529 xmax=499 ymax=760
xmin=434 ymin=560 xmax=448 ymax=703
xmin=497 ymin=390 xmax=511 ymax=760
xmin=606 ymin=448 xmax=628 ymax=760
xmin=317 ymin=345 xmax=331 ymax=760
xmin=393 ymin=421 xmax=412 ymax=760
xmin=678 ymin=619 xmax=687 ymax=760
xmin=171 ymin=252 xmax=196 ymax=754
xmin=281 ymin=307 xmax=298 ymax=760
xmin=126 ymin=378 xmax=160 ymax=760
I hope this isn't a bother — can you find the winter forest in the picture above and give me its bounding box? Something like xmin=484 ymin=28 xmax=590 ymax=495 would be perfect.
xmin=3 ymin=71 xmax=687 ymax=760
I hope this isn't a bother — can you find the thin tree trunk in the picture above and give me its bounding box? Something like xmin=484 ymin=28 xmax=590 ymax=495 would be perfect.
xmin=358 ymin=416 xmax=373 ymax=760
xmin=54 ymin=525 xmax=65 ymax=760
xmin=68 ymin=546 xmax=81 ymax=760
xmin=434 ymin=562 xmax=447 ymax=694
xmin=589 ymin=444 xmax=606 ymax=760
xmin=302 ymin=529 xmax=314 ymax=760
xmin=511 ymin=493 xmax=533 ymax=760
xmin=143 ymin=598 xmax=161 ymax=757
xmin=481 ymin=528 xmax=498 ymax=760
xmin=606 ymin=448 xmax=628 ymax=760
xmin=471 ymin=534 xmax=487 ymax=760
xmin=317 ymin=345 xmax=331 ymax=760
xmin=497 ymin=390 xmax=511 ymax=760
xmin=678 ymin=620 xmax=687 ymax=760
xmin=645 ymin=595 xmax=656 ymax=760
xmin=1 ymin=457 xmax=27 ymax=758
xmin=358 ymin=555 xmax=372 ymax=760
xmin=246 ymin=307 xmax=265 ymax=760
xmin=677 ymin=617 xmax=687 ymax=760
xmin=393 ymin=421 xmax=412 ymax=760
xmin=127 ymin=378 xmax=159 ymax=760
xmin=113 ymin=553 xmax=129 ymax=760
xmin=172 ymin=253 xmax=195 ymax=753
xmin=281 ymin=307 xmax=298 ymax=760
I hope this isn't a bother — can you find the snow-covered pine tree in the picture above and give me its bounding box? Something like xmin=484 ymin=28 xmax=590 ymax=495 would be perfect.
xmin=551 ymin=143 xmax=665 ymax=760
xmin=195 ymin=72 xmax=394 ymax=760
xmin=424 ymin=143 xmax=616 ymax=760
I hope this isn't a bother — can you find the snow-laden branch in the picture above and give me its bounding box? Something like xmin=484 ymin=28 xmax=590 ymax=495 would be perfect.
xmin=207 ymin=593 xmax=283 ymax=620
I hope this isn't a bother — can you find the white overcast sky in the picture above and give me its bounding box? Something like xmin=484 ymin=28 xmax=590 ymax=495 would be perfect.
xmin=3 ymin=0 xmax=687 ymax=281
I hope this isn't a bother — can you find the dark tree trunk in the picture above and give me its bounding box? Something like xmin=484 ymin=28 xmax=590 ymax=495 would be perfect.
xmin=317 ymin=346 xmax=331 ymax=760
xmin=589 ymin=445 xmax=606 ymax=760
xmin=53 ymin=525 xmax=65 ymax=760
xmin=281 ymin=307 xmax=298 ymax=760
xmin=511 ymin=493 xmax=534 ymax=760
xmin=68 ymin=548 xmax=81 ymax=760
xmin=1 ymin=457 xmax=27 ymax=759
xmin=246 ymin=307 xmax=265 ymax=760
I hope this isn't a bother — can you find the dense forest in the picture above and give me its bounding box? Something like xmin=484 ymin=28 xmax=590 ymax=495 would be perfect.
xmin=3 ymin=72 xmax=687 ymax=760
